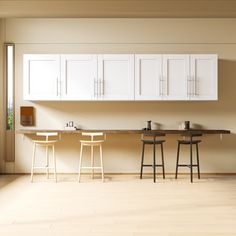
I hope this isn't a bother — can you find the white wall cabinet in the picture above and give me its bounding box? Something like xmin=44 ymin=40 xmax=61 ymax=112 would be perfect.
xmin=162 ymin=54 xmax=189 ymax=100
xmin=190 ymin=54 xmax=218 ymax=100
xmin=135 ymin=54 xmax=163 ymax=100
xmin=97 ymin=54 xmax=134 ymax=100
xmin=23 ymin=54 xmax=61 ymax=100
xmin=135 ymin=54 xmax=217 ymax=101
xmin=61 ymin=55 xmax=97 ymax=100
xmin=23 ymin=54 xmax=218 ymax=101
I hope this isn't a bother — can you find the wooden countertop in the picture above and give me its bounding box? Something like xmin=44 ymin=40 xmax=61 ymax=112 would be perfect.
xmin=17 ymin=129 xmax=231 ymax=135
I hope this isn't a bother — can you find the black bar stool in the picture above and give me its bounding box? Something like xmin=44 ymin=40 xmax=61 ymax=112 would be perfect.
xmin=140 ymin=132 xmax=165 ymax=182
xmin=175 ymin=133 xmax=202 ymax=183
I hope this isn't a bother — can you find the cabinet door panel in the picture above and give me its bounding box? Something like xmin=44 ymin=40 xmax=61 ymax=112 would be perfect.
xmin=61 ymin=55 xmax=97 ymax=100
xmin=98 ymin=55 xmax=134 ymax=100
xmin=135 ymin=55 xmax=162 ymax=100
xmin=163 ymin=55 xmax=189 ymax=100
xmin=23 ymin=54 xmax=60 ymax=100
xmin=190 ymin=54 xmax=218 ymax=100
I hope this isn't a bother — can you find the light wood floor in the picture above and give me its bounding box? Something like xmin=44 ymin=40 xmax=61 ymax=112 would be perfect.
xmin=0 ymin=174 xmax=236 ymax=236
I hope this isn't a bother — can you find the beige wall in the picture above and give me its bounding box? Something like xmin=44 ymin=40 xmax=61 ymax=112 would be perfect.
xmin=8 ymin=18 xmax=236 ymax=173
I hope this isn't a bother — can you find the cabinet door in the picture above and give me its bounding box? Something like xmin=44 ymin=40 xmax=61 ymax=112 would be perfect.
xmin=23 ymin=54 xmax=60 ymax=100
xmin=61 ymin=55 xmax=97 ymax=100
xmin=163 ymin=54 xmax=189 ymax=100
xmin=97 ymin=54 xmax=134 ymax=100
xmin=190 ymin=54 xmax=218 ymax=100
xmin=135 ymin=55 xmax=163 ymax=100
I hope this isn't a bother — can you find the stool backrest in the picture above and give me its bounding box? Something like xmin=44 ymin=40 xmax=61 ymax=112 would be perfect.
xmin=82 ymin=132 xmax=105 ymax=141
xmin=181 ymin=133 xmax=202 ymax=140
xmin=142 ymin=132 xmax=165 ymax=141
xmin=36 ymin=132 xmax=59 ymax=141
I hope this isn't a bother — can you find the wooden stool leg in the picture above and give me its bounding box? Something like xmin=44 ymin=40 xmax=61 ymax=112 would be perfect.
xmin=140 ymin=142 xmax=145 ymax=179
xmin=196 ymin=143 xmax=200 ymax=179
xmin=78 ymin=144 xmax=83 ymax=182
xmin=190 ymin=142 xmax=193 ymax=183
xmin=175 ymin=142 xmax=180 ymax=179
xmin=161 ymin=143 xmax=165 ymax=179
xmin=153 ymin=143 xmax=156 ymax=183
xmin=46 ymin=146 xmax=49 ymax=179
xmin=99 ymin=144 xmax=104 ymax=182
xmin=52 ymin=145 xmax=57 ymax=182
xmin=91 ymin=146 xmax=94 ymax=179
xmin=31 ymin=143 xmax=36 ymax=182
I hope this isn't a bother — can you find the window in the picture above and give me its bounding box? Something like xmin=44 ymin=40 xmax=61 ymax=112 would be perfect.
xmin=5 ymin=44 xmax=14 ymax=130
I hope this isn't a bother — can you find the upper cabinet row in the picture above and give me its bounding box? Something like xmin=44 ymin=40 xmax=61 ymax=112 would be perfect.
xmin=23 ymin=54 xmax=218 ymax=101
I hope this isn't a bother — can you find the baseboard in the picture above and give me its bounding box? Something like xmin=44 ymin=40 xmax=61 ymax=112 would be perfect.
xmin=5 ymin=162 xmax=15 ymax=174
xmin=7 ymin=172 xmax=236 ymax=176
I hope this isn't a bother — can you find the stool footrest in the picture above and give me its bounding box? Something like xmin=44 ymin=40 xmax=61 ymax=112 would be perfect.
xmin=142 ymin=164 xmax=164 ymax=167
xmin=177 ymin=164 xmax=199 ymax=167
xmin=33 ymin=167 xmax=55 ymax=169
xmin=81 ymin=167 xmax=103 ymax=169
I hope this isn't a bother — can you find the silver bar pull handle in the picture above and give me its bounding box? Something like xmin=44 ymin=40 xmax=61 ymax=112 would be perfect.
xmin=57 ymin=77 xmax=60 ymax=97
xmin=94 ymin=78 xmax=96 ymax=98
xmin=193 ymin=76 xmax=196 ymax=96
xmin=100 ymin=79 xmax=104 ymax=95
xmin=56 ymin=77 xmax=59 ymax=96
xmin=159 ymin=76 xmax=162 ymax=96
xmin=187 ymin=76 xmax=190 ymax=97
xmin=97 ymin=78 xmax=99 ymax=98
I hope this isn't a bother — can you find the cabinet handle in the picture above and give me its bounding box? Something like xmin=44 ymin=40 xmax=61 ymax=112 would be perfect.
xmin=161 ymin=76 xmax=165 ymax=96
xmin=101 ymin=79 xmax=104 ymax=95
xmin=159 ymin=76 xmax=162 ymax=96
xmin=56 ymin=77 xmax=60 ymax=97
xmin=97 ymin=79 xmax=99 ymax=98
xmin=192 ymin=76 xmax=196 ymax=96
xmin=187 ymin=76 xmax=190 ymax=97
xmin=94 ymin=79 xmax=96 ymax=98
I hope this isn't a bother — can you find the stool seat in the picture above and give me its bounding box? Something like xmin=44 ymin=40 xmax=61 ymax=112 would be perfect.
xmin=31 ymin=132 xmax=58 ymax=182
xmin=78 ymin=132 xmax=105 ymax=182
xmin=80 ymin=140 xmax=104 ymax=146
xmin=141 ymin=139 xmax=165 ymax=145
xmin=177 ymin=140 xmax=201 ymax=145
xmin=33 ymin=140 xmax=58 ymax=145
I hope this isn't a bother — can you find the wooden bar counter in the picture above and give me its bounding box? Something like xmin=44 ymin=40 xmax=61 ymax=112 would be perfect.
xmin=17 ymin=129 xmax=230 ymax=135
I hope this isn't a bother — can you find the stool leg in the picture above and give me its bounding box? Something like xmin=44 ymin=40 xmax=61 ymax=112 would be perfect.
xmin=46 ymin=145 xmax=49 ymax=179
xmin=175 ymin=142 xmax=180 ymax=179
xmin=190 ymin=142 xmax=193 ymax=183
xmin=196 ymin=143 xmax=200 ymax=179
xmin=31 ymin=143 xmax=36 ymax=182
xmin=161 ymin=143 xmax=165 ymax=179
xmin=140 ymin=142 xmax=145 ymax=179
xmin=99 ymin=144 xmax=104 ymax=182
xmin=153 ymin=143 xmax=156 ymax=183
xmin=78 ymin=144 xmax=83 ymax=182
xmin=91 ymin=145 xmax=94 ymax=179
xmin=52 ymin=145 xmax=57 ymax=182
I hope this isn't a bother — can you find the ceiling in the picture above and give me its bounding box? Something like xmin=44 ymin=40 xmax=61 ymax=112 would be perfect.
xmin=0 ymin=0 xmax=236 ymax=18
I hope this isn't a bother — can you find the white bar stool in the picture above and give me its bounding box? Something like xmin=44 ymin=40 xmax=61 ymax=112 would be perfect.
xmin=78 ymin=132 xmax=105 ymax=182
xmin=31 ymin=132 xmax=59 ymax=182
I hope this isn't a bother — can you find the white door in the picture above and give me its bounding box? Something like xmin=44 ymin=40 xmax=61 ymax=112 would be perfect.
xmin=97 ymin=54 xmax=134 ymax=100
xmin=23 ymin=54 xmax=60 ymax=100
xmin=163 ymin=54 xmax=189 ymax=100
xmin=61 ymin=55 xmax=97 ymax=100
xmin=135 ymin=55 xmax=163 ymax=100
xmin=190 ymin=54 xmax=218 ymax=100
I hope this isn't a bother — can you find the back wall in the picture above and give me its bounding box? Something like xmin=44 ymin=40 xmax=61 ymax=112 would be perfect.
xmin=7 ymin=18 xmax=236 ymax=173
